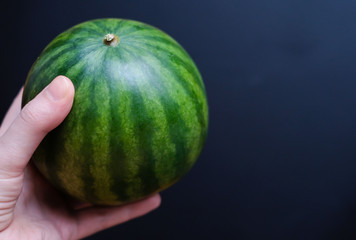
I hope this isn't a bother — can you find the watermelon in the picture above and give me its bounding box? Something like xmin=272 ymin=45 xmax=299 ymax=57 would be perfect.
xmin=22 ymin=18 xmax=208 ymax=205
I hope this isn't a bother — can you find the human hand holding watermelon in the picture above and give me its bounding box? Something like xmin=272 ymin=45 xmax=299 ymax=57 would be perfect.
xmin=0 ymin=76 xmax=161 ymax=239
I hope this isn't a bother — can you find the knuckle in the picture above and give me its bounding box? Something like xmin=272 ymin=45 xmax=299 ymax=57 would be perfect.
xmin=20 ymin=103 xmax=50 ymax=127
xmin=20 ymin=105 xmax=41 ymax=126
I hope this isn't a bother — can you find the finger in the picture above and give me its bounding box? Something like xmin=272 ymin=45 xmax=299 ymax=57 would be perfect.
xmin=0 ymin=76 xmax=75 ymax=175
xmin=75 ymin=194 xmax=161 ymax=239
xmin=0 ymin=88 xmax=23 ymax=137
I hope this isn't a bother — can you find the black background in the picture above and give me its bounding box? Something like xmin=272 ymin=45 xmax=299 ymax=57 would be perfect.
xmin=1 ymin=0 xmax=356 ymax=239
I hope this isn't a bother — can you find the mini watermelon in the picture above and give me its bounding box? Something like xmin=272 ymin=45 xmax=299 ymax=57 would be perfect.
xmin=22 ymin=18 xmax=208 ymax=205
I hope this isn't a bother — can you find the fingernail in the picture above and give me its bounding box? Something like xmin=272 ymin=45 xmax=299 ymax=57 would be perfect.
xmin=46 ymin=76 xmax=70 ymax=101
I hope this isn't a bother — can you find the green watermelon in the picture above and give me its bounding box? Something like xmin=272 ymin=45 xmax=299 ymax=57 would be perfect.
xmin=22 ymin=18 xmax=208 ymax=205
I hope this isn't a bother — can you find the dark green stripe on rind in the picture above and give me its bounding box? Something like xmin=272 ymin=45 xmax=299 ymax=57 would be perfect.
xmin=106 ymin=47 xmax=162 ymax=202
xmin=118 ymin=48 xmax=161 ymax=199
xmin=105 ymin=49 xmax=132 ymax=202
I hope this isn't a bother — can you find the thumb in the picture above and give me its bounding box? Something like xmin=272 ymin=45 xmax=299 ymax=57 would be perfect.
xmin=0 ymin=75 xmax=75 ymax=176
xmin=0 ymin=76 xmax=74 ymax=231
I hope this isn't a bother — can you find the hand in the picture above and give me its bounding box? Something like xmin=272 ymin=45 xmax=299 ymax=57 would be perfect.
xmin=0 ymin=76 xmax=161 ymax=240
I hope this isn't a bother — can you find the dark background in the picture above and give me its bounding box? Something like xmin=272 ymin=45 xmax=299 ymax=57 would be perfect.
xmin=1 ymin=0 xmax=356 ymax=239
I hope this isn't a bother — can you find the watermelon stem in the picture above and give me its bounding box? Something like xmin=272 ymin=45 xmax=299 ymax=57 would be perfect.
xmin=103 ymin=34 xmax=119 ymax=47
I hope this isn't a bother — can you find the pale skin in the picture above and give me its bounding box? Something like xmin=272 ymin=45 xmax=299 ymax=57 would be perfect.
xmin=0 ymin=76 xmax=161 ymax=240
